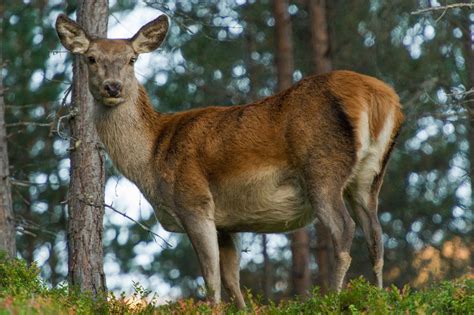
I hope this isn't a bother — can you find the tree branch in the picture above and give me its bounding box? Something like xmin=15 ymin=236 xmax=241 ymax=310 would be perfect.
xmin=411 ymin=3 xmax=473 ymax=15
xmin=105 ymin=203 xmax=172 ymax=248
xmin=6 ymin=121 xmax=52 ymax=128
xmin=79 ymin=198 xmax=172 ymax=248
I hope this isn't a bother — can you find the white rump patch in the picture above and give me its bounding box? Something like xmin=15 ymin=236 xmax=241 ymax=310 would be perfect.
xmin=349 ymin=109 xmax=395 ymax=205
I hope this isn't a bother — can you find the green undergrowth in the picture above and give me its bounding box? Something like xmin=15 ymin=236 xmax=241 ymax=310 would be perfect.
xmin=0 ymin=254 xmax=472 ymax=314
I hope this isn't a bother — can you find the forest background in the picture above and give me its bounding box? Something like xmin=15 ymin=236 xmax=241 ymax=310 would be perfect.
xmin=0 ymin=0 xmax=472 ymax=304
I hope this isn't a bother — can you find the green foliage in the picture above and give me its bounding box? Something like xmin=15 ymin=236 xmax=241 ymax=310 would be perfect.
xmin=0 ymin=251 xmax=45 ymax=296
xmin=0 ymin=253 xmax=156 ymax=314
xmin=1 ymin=256 xmax=472 ymax=314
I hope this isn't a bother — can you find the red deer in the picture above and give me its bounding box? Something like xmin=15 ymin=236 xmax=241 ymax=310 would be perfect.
xmin=56 ymin=14 xmax=404 ymax=308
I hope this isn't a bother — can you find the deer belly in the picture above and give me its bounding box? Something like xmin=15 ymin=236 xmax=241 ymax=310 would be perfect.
xmin=213 ymin=168 xmax=313 ymax=233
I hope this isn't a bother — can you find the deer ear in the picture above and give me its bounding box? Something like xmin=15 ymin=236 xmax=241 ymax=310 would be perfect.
xmin=131 ymin=15 xmax=169 ymax=54
xmin=56 ymin=14 xmax=90 ymax=54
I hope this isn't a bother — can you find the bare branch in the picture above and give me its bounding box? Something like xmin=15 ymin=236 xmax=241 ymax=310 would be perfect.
xmin=6 ymin=121 xmax=52 ymax=128
xmin=78 ymin=198 xmax=172 ymax=248
xmin=15 ymin=216 xmax=57 ymax=238
xmin=104 ymin=203 xmax=173 ymax=248
xmin=10 ymin=178 xmax=48 ymax=187
xmin=411 ymin=3 xmax=473 ymax=15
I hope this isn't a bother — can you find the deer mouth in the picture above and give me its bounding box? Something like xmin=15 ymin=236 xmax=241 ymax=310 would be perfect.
xmin=102 ymin=97 xmax=124 ymax=106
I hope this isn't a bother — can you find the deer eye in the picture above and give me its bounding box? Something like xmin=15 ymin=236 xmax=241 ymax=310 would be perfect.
xmin=129 ymin=57 xmax=137 ymax=65
xmin=87 ymin=56 xmax=96 ymax=64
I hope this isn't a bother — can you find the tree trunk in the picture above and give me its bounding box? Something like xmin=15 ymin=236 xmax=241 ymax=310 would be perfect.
xmin=307 ymin=0 xmax=335 ymax=293
xmin=463 ymin=16 xmax=474 ymax=199
xmin=0 ymin=61 xmax=16 ymax=259
xmin=273 ymin=0 xmax=294 ymax=91
xmin=67 ymin=0 xmax=108 ymax=295
xmin=308 ymin=0 xmax=332 ymax=75
xmin=273 ymin=0 xmax=312 ymax=297
xmin=261 ymin=234 xmax=273 ymax=301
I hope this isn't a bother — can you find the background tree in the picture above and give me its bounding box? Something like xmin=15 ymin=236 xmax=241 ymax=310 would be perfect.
xmin=67 ymin=0 xmax=108 ymax=294
xmin=273 ymin=0 xmax=311 ymax=297
xmin=0 ymin=61 xmax=16 ymax=259
xmin=307 ymin=0 xmax=335 ymax=293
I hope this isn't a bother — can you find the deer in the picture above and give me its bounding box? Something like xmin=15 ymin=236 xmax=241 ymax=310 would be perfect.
xmin=56 ymin=13 xmax=404 ymax=309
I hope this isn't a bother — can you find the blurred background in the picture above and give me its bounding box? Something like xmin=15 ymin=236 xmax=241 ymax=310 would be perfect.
xmin=1 ymin=0 xmax=472 ymax=303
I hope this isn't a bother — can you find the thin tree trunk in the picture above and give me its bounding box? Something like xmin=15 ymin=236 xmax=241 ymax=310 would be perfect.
xmin=290 ymin=229 xmax=311 ymax=296
xmin=261 ymin=234 xmax=273 ymax=301
xmin=67 ymin=0 xmax=108 ymax=295
xmin=0 ymin=61 xmax=16 ymax=259
xmin=307 ymin=0 xmax=335 ymax=293
xmin=273 ymin=0 xmax=294 ymax=91
xmin=464 ymin=16 xmax=474 ymax=198
xmin=273 ymin=0 xmax=311 ymax=297
xmin=314 ymin=222 xmax=334 ymax=292
xmin=308 ymin=0 xmax=332 ymax=74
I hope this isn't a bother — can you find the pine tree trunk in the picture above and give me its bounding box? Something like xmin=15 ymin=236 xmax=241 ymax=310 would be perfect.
xmin=307 ymin=0 xmax=335 ymax=293
xmin=308 ymin=0 xmax=332 ymax=75
xmin=273 ymin=0 xmax=294 ymax=91
xmin=273 ymin=0 xmax=311 ymax=297
xmin=261 ymin=234 xmax=273 ymax=301
xmin=67 ymin=0 xmax=108 ymax=295
xmin=464 ymin=16 xmax=474 ymax=198
xmin=0 ymin=62 xmax=16 ymax=259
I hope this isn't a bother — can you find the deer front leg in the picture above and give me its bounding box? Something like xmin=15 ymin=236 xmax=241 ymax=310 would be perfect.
xmin=179 ymin=210 xmax=221 ymax=303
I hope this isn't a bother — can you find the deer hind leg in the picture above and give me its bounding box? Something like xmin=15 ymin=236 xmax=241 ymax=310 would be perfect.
xmin=305 ymin=173 xmax=355 ymax=292
xmin=218 ymin=232 xmax=245 ymax=309
xmin=346 ymin=172 xmax=386 ymax=288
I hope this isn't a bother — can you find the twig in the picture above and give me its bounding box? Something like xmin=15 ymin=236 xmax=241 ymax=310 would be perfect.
xmin=411 ymin=3 xmax=473 ymax=15
xmin=10 ymin=178 xmax=48 ymax=187
xmin=15 ymin=216 xmax=57 ymax=238
xmin=6 ymin=121 xmax=51 ymax=128
xmin=79 ymin=198 xmax=172 ymax=248
xmin=54 ymin=85 xmax=75 ymax=140
xmin=145 ymin=0 xmax=241 ymax=42
xmin=104 ymin=203 xmax=172 ymax=248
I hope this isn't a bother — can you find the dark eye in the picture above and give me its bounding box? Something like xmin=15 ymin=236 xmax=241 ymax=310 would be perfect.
xmin=87 ymin=56 xmax=96 ymax=64
xmin=129 ymin=57 xmax=137 ymax=65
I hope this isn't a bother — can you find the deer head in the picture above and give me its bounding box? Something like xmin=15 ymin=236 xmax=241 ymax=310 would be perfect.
xmin=56 ymin=14 xmax=168 ymax=107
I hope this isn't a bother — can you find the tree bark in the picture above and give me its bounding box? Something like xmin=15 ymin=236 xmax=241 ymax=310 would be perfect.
xmin=463 ymin=16 xmax=474 ymax=199
xmin=261 ymin=234 xmax=273 ymax=301
xmin=273 ymin=0 xmax=312 ymax=297
xmin=307 ymin=0 xmax=335 ymax=293
xmin=0 ymin=61 xmax=16 ymax=259
xmin=273 ymin=0 xmax=294 ymax=91
xmin=308 ymin=0 xmax=332 ymax=75
xmin=67 ymin=0 xmax=108 ymax=295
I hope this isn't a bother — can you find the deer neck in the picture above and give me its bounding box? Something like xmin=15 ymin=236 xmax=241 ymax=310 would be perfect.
xmin=94 ymin=83 xmax=161 ymax=187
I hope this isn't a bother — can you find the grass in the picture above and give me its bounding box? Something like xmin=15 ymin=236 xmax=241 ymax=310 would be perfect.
xmin=0 ymin=254 xmax=473 ymax=314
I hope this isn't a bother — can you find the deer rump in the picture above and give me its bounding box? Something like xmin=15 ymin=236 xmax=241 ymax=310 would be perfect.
xmin=149 ymin=71 xmax=403 ymax=234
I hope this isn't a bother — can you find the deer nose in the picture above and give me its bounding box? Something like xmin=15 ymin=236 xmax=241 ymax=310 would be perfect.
xmin=103 ymin=81 xmax=122 ymax=97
